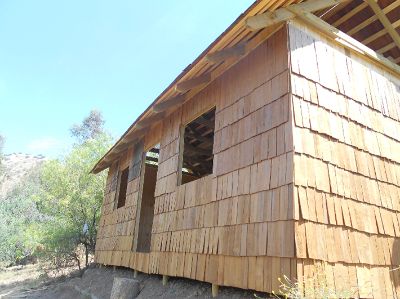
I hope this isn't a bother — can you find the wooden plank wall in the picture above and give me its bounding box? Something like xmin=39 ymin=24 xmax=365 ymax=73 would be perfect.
xmin=95 ymin=147 xmax=138 ymax=267
xmin=95 ymin=26 xmax=296 ymax=293
xmin=288 ymin=20 xmax=400 ymax=298
xmin=149 ymin=26 xmax=294 ymax=293
xmin=95 ymin=123 xmax=163 ymax=273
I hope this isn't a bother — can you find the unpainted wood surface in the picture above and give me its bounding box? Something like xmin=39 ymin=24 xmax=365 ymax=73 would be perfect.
xmin=289 ymin=22 xmax=400 ymax=298
xmin=95 ymin=27 xmax=294 ymax=294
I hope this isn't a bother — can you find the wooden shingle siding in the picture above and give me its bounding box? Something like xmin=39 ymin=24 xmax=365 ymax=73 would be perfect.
xmin=95 ymin=19 xmax=400 ymax=297
xmin=95 ymin=26 xmax=294 ymax=293
xmin=289 ymin=21 xmax=400 ymax=298
xmin=146 ymin=27 xmax=294 ymax=293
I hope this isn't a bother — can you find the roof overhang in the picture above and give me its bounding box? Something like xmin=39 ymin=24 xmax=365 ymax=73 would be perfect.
xmin=91 ymin=0 xmax=400 ymax=174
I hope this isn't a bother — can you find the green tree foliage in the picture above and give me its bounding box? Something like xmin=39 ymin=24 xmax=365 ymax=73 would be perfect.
xmin=0 ymin=111 xmax=112 ymax=268
xmin=0 ymin=169 xmax=43 ymax=265
xmin=70 ymin=109 xmax=105 ymax=144
xmin=37 ymin=129 xmax=112 ymax=268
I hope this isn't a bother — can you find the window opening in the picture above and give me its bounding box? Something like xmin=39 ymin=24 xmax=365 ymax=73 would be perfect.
xmin=180 ymin=107 xmax=215 ymax=185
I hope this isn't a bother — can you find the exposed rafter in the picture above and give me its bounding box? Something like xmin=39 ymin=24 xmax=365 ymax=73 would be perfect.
xmin=347 ymin=1 xmax=399 ymax=36
xmin=120 ymin=128 xmax=149 ymax=145
xmin=135 ymin=112 xmax=166 ymax=129
xmin=246 ymin=0 xmax=346 ymax=30
xmin=331 ymin=2 xmax=368 ymax=27
xmin=205 ymin=43 xmax=247 ymax=64
xmin=152 ymin=94 xmax=186 ymax=113
xmin=364 ymin=0 xmax=400 ymax=51
xmin=377 ymin=42 xmax=396 ymax=54
xmin=91 ymin=23 xmax=283 ymax=174
xmin=362 ymin=19 xmax=400 ymax=45
xmin=175 ymin=73 xmax=211 ymax=93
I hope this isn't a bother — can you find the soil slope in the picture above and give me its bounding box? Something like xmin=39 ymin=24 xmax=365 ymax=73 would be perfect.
xmin=0 ymin=264 xmax=270 ymax=299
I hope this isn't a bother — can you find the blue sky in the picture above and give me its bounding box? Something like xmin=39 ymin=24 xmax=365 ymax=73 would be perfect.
xmin=0 ymin=0 xmax=253 ymax=157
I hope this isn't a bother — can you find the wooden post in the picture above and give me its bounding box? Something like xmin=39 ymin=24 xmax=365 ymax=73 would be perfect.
xmin=162 ymin=275 xmax=169 ymax=286
xmin=99 ymin=264 xmax=102 ymax=269
xmin=212 ymin=284 xmax=219 ymax=297
xmin=113 ymin=266 xmax=116 ymax=272
xmin=134 ymin=270 xmax=138 ymax=278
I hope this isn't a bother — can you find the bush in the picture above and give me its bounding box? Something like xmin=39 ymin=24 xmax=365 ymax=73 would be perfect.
xmin=0 ymin=169 xmax=43 ymax=266
xmin=36 ymin=133 xmax=112 ymax=269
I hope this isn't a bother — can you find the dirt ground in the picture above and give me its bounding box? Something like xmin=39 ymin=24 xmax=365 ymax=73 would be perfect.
xmin=0 ymin=263 xmax=272 ymax=299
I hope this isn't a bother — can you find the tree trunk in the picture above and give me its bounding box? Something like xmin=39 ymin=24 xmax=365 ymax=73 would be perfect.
xmin=85 ymin=243 xmax=89 ymax=267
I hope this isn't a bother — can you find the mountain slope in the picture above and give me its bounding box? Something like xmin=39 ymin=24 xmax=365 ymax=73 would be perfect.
xmin=0 ymin=153 xmax=45 ymax=199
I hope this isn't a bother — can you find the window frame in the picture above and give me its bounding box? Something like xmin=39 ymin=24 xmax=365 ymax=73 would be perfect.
xmin=177 ymin=106 xmax=216 ymax=186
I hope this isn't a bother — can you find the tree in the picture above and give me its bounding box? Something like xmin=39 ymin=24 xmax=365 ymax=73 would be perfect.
xmin=70 ymin=110 xmax=105 ymax=143
xmin=37 ymin=130 xmax=113 ymax=268
xmin=0 ymin=168 xmax=43 ymax=265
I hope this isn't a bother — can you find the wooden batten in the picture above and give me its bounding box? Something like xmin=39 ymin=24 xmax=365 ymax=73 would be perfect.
xmin=245 ymin=0 xmax=346 ymax=30
xmin=205 ymin=43 xmax=247 ymax=64
xmin=364 ymin=0 xmax=400 ymax=51
xmin=175 ymin=73 xmax=211 ymax=93
xmin=152 ymin=94 xmax=186 ymax=113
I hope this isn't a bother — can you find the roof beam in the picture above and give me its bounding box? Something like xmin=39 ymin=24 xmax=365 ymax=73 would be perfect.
xmin=331 ymin=2 xmax=368 ymax=27
xmin=205 ymin=43 xmax=247 ymax=64
xmin=316 ymin=0 xmax=351 ymax=20
xmin=364 ymin=0 xmax=400 ymax=51
xmin=175 ymin=73 xmax=211 ymax=93
xmin=120 ymin=128 xmax=148 ymax=145
xmin=246 ymin=0 xmax=345 ymax=30
xmin=362 ymin=19 xmax=400 ymax=45
xmin=286 ymin=9 xmax=400 ymax=76
xmin=92 ymin=24 xmax=284 ymax=173
xmin=347 ymin=1 xmax=399 ymax=36
xmin=184 ymin=143 xmax=212 ymax=156
xmin=135 ymin=112 xmax=166 ymax=129
xmin=377 ymin=42 xmax=396 ymax=54
xmin=152 ymin=94 xmax=186 ymax=113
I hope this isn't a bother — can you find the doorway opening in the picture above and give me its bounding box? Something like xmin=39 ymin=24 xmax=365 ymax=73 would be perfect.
xmin=136 ymin=144 xmax=159 ymax=253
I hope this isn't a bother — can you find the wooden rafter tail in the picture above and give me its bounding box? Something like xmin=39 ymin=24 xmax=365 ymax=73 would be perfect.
xmin=103 ymin=153 xmax=117 ymax=163
xmin=205 ymin=43 xmax=247 ymax=64
xmin=246 ymin=0 xmax=347 ymax=30
xmin=175 ymin=73 xmax=211 ymax=93
xmin=245 ymin=8 xmax=294 ymax=30
xmin=152 ymin=94 xmax=186 ymax=113
xmin=135 ymin=112 xmax=166 ymax=130
xmin=121 ymin=128 xmax=149 ymax=145
xmin=364 ymin=0 xmax=400 ymax=51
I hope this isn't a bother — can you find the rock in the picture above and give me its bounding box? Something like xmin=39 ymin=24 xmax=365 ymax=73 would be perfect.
xmin=110 ymin=277 xmax=140 ymax=299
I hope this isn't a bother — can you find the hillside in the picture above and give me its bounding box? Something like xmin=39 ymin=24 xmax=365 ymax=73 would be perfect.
xmin=0 ymin=153 xmax=45 ymax=199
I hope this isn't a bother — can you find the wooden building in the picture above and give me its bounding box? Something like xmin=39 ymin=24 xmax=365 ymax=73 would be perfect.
xmin=92 ymin=0 xmax=400 ymax=297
